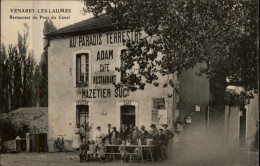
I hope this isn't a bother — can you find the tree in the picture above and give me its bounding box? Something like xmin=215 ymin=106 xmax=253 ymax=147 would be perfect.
xmin=0 ymin=24 xmax=38 ymax=112
xmin=83 ymin=0 xmax=258 ymax=128
xmin=0 ymin=44 xmax=9 ymax=113
xmin=39 ymin=20 xmax=57 ymax=107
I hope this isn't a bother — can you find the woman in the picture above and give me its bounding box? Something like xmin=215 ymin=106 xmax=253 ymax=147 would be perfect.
xmin=94 ymin=126 xmax=104 ymax=145
xmin=73 ymin=124 xmax=82 ymax=152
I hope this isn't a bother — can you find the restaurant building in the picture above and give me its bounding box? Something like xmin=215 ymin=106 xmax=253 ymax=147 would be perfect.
xmin=46 ymin=14 xmax=258 ymax=151
xmin=46 ymin=14 xmax=182 ymax=151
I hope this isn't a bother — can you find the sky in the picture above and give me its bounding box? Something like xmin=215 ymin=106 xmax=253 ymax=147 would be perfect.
xmin=1 ymin=0 xmax=93 ymax=62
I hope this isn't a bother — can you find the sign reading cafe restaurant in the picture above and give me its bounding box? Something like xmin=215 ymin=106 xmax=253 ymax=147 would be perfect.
xmin=46 ymin=15 xmax=173 ymax=151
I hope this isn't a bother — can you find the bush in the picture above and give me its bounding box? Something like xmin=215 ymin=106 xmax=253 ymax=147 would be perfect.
xmin=0 ymin=117 xmax=30 ymax=142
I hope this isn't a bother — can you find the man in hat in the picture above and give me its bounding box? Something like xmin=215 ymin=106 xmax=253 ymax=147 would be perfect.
xmin=162 ymin=124 xmax=174 ymax=160
xmin=120 ymin=124 xmax=128 ymax=141
xmin=162 ymin=124 xmax=174 ymax=146
xmin=140 ymin=125 xmax=149 ymax=145
xmin=156 ymin=129 xmax=166 ymax=161
xmin=106 ymin=124 xmax=112 ymax=143
xmin=149 ymin=124 xmax=159 ymax=140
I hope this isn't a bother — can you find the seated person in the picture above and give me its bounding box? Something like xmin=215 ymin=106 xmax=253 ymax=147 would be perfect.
xmin=88 ymin=140 xmax=97 ymax=161
xmin=79 ymin=142 xmax=89 ymax=162
xmin=98 ymin=141 xmax=106 ymax=162
xmin=133 ymin=148 xmax=142 ymax=161
xmin=118 ymin=140 xmax=130 ymax=163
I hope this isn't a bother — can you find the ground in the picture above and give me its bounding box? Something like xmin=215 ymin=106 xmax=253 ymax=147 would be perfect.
xmin=0 ymin=151 xmax=258 ymax=166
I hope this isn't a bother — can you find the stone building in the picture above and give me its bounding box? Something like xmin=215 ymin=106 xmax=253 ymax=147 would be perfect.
xmin=8 ymin=107 xmax=48 ymax=133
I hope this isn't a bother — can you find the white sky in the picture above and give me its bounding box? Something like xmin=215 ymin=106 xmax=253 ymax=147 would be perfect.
xmin=1 ymin=0 xmax=93 ymax=62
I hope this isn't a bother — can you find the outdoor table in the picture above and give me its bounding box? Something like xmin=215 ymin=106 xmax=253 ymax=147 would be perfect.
xmin=105 ymin=144 xmax=155 ymax=163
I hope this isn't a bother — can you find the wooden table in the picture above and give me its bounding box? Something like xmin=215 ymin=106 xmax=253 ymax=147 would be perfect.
xmin=105 ymin=144 xmax=155 ymax=163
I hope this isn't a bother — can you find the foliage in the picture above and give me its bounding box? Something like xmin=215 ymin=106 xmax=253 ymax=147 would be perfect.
xmin=224 ymin=90 xmax=254 ymax=111
xmin=83 ymin=0 xmax=258 ymax=108
xmin=0 ymin=20 xmax=57 ymax=111
xmin=0 ymin=24 xmax=37 ymax=113
xmin=0 ymin=117 xmax=30 ymax=142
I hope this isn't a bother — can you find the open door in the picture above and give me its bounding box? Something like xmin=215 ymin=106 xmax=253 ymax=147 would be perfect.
xmin=239 ymin=109 xmax=246 ymax=148
xmin=120 ymin=105 xmax=135 ymax=127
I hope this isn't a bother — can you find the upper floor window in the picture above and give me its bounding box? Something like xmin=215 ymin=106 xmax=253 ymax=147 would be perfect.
xmin=76 ymin=53 xmax=89 ymax=87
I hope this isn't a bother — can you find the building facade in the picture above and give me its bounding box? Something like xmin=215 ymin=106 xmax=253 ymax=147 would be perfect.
xmin=46 ymin=14 xmax=258 ymax=152
xmin=46 ymin=15 xmax=177 ymax=151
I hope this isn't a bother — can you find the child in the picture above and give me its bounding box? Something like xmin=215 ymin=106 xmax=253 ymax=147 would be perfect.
xmin=88 ymin=140 xmax=97 ymax=161
xmin=98 ymin=141 xmax=107 ymax=162
xmin=133 ymin=148 xmax=142 ymax=161
xmin=79 ymin=142 xmax=89 ymax=162
xmin=118 ymin=140 xmax=129 ymax=163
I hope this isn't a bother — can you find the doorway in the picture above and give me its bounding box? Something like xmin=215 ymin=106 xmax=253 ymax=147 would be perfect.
xmin=121 ymin=105 xmax=135 ymax=127
xmin=239 ymin=109 xmax=246 ymax=148
xmin=76 ymin=105 xmax=89 ymax=143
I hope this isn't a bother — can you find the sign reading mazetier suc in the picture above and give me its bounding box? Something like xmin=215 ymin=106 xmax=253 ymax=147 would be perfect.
xmin=69 ymin=29 xmax=141 ymax=48
xmin=73 ymin=30 xmax=141 ymax=99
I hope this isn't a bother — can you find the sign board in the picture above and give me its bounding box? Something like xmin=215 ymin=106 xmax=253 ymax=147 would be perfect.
xmin=195 ymin=105 xmax=200 ymax=112
xmin=158 ymin=110 xmax=167 ymax=124
xmin=153 ymin=98 xmax=165 ymax=110
xmin=76 ymin=100 xmax=88 ymax=105
xmin=123 ymin=100 xmax=131 ymax=105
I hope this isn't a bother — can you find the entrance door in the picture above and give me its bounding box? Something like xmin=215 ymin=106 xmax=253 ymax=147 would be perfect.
xmin=77 ymin=105 xmax=89 ymax=143
xmin=239 ymin=109 xmax=246 ymax=148
xmin=121 ymin=105 xmax=135 ymax=127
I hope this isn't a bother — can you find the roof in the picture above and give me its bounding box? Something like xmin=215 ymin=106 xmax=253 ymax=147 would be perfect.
xmin=46 ymin=14 xmax=114 ymax=39
xmin=9 ymin=107 xmax=48 ymax=115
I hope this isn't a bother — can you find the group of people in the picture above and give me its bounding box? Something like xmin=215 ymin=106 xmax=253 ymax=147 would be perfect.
xmin=73 ymin=123 xmax=174 ymax=162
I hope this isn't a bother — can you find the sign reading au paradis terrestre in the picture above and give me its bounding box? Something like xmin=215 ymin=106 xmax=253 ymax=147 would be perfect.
xmin=69 ymin=30 xmax=141 ymax=48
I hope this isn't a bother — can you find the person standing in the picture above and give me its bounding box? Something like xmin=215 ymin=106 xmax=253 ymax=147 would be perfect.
xmin=156 ymin=129 xmax=166 ymax=161
xmin=106 ymin=124 xmax=112 ymax=142
xmin=120 ymin=124 xmax=128 ymax=141
xmin=94 ymin=126 xmax=104 ymax=145
xmin=140 ymin=125 xmax=149 ymax=145
xmin=162 ymin=124 xmax=174 ymax=146
xmin=149 ymin=124 xmax=159 ymax=140
xmin=132 ymin=126 xmax=141 ymax=145
xmin=73 ymin=124 xmax=82 ymax=152
xmin=149 ymin=124 xmax=159 ymax=161
xmin=126 ymin=123 xmax=134 ymax=141
xmin=110 ymin=127 xmax=120 ymax=145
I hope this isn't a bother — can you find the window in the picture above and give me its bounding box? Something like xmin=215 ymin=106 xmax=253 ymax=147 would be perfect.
xmin=152 ymin=98 xmax=167 ymax=124
xmin=76 ymin=53 xmax=89 ymax=87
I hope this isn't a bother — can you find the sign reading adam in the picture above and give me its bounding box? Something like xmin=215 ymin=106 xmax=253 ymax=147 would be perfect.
xmin=73 ymin=30 xmax=141 ymax=99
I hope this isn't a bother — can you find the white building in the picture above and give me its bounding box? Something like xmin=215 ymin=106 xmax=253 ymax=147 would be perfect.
xmin=46 ymin=14 xmax=176 ymax=151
